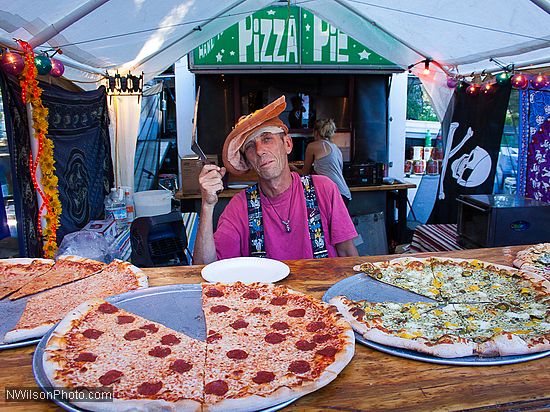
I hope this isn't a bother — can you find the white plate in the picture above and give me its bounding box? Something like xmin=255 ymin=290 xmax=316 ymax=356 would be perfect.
xmin=201 ymin=257 xmax=290 ymax=283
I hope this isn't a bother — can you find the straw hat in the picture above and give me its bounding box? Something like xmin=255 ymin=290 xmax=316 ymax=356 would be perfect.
xmin=222 ymin=96 xmax=288 ymax=175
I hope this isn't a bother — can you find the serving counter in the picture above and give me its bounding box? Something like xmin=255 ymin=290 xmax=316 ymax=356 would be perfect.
xmin=1 ymin=245 xmax=549 ymax=411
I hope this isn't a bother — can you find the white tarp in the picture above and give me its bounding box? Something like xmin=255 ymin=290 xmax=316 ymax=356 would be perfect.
xmin=1 ymin=0 xmax=548 ymax=85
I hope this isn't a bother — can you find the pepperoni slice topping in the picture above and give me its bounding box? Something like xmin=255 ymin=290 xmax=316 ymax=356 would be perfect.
xmin=211 ymin=305 xmax=230 ymax=313
xmin=287 ymin=308 xmax=305 ymax=317
xmin=288 ymin=360 xmax=311 ymax=374
xmin=253 ymin=371 xmax=275 ymax=384
xmin=306 ymin=321 xmax=326 ymax=332
xmin=313 ymin=333 xmax=332 ymax=344
xmin=230 ymin=319 xmax=249 ymax=330
xmin=124 ymin=329 xmax=146 ymax=341
xmin=295 ymin=340 xmax=316 ymax=351
xmin=116 ymin=315 xmax=135 ymax=324
xmin=205 ymin=380 xmax=229 ymax=396
xmin=264 ymin=332 xmax=286 ymax=344
xmin=270 ymin=296 xmax=288 ymax=306
xmin=252 ymin=307 xmax=270 ymax=315
xmin=75 ymin=352 xmax=97 ymax=362
xmin=99 ymin=370 xmax=123 ymax=386
xmin=170 ymin=359 xmax=193 ymax=373
xmin=161 ymin=334 xmax=181 ymax=346
xmin=82 ymin=329 xmax=103 ymax=339
xmin=352 ymin=308 xmax=366 ymax=320
xmin=149 ymin=346 xmax=171 ymax=358
xmin=317 ymin=346 xmax=338 ymax=357
xmin=137 ymin=381 xmax=162 ymax=396
xmin=97 ymin=303 xmax=118 ymax=314
xmin=140 ymin=324 xmax=159 ymax=333
xmin=227 ymin=349 xmax=248 ymax=359
xmin=271 ymin=322 xmax=289 ymax=330
xmin=242 ymin=290 xmax=260 ymax=299
xmin=206 ymin=332 xmax=222 ymax=343
xmin=205 ymin=288 xmax=224 ymax=297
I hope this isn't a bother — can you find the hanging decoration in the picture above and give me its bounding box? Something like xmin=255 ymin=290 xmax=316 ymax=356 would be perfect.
xmin=34 ymin=54 xmax=52 ymax=75
xmin=49 ymin=58 xmax=65 ymax=78
xmin=495 ymin=72 xmax=511 ymax=85
xmin=1 ymin=50 xmax=25 ymax=76
xmin=511 ymin=73 xmax=529 ymax=89
xmin=446 ymin=76 xmax=458 ymax=89
xmin=17 ymin=40 xmax=61 ymax=258
xmin=531 ymin=74 xmax=549 ymax=90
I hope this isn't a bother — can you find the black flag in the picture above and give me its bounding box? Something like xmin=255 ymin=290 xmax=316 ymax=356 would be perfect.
xmin=429 ymin=82 xmax=512 ymax=224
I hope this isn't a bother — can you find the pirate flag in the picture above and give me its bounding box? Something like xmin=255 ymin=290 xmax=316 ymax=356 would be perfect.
xmin=429 ymin=81 xmax=512 ymax=224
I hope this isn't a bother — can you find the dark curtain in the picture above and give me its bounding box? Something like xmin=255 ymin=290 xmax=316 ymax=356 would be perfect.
xmin=0 ymin=72 xmax=42 ymax=256
xmin=430 ymin=82 xmax=512 ymax=223
xmin=0 ymin=73 xmax=113 ymax=256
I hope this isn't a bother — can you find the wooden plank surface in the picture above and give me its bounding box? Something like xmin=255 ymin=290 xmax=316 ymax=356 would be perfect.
xmin=1 ymin=245 xmax=549 ymax=411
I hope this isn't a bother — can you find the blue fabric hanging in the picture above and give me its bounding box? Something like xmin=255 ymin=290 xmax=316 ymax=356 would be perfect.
xmin=0 ymin=190 xmax=9 ymax=240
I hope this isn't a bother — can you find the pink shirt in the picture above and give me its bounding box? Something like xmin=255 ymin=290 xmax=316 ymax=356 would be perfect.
xmin=214 ymin=173 xmax=357 ymax=260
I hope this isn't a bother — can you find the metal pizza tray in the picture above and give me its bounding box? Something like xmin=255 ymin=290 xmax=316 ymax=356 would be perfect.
xmin=323 ymin=273 xmax=550 ymax=366
xmin=33 ymin=284 xmax=298 ymax=412
xmin=0 ymin=294 xmax=42 ymax=349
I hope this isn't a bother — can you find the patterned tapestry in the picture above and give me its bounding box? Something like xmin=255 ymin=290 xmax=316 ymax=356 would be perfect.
xmin=0 ymin=73 xmax=42 ymax=256
xmin=0 ymin=73 xmax=113 ymax=256
xmin=42 ymin=83 xmax=113 ymax=239
xmin=518 ymin=88 xmax=550 ymax=202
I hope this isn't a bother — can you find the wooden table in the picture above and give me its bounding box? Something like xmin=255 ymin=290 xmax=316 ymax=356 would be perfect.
xmin=1 ymin=246 xmax=549 ymax=411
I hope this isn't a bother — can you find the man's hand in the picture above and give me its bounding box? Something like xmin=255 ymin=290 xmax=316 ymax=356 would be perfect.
xmin=199 ymin=164 xmax=226 ymax=206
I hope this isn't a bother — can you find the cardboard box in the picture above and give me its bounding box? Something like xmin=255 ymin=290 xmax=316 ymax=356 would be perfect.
xmin=83 ymin=218 xmax=117 ymax=239
xmin=181 ymin=155 xmax=219 ymax=194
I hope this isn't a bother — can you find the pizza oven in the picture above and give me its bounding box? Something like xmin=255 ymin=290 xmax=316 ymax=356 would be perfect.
xmin=457 ymin=194 xmax=550 ymax=248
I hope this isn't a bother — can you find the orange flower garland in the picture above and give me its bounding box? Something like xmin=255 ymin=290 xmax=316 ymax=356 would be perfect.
xmin=18 ymin=40 xmax=61 ymax=258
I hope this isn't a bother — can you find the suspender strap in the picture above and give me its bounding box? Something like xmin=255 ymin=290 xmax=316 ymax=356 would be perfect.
xmin=300 ymin=175 xmax=329 ymax=258
xmin=246 ymin=176 xmax=328 ymax=259
xmin=245 ymin=184 xmax=266 ymax=257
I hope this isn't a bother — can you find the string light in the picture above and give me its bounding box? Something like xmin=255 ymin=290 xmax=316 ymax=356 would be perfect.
xmin=423 ymin=59 xmax=430 ymax=75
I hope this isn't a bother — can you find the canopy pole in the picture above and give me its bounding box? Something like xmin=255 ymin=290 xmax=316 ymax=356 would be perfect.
xmin=28 ymin=0 xmax=112 ymax=48
xmin=529 ymin=0 xmax=550 ymax=15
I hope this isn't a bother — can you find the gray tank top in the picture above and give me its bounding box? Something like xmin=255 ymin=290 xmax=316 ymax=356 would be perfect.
xmin=314 ymin=141 xmax=351 ymax=200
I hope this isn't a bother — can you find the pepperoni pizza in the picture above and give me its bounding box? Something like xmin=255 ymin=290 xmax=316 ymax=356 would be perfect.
xmin=43 ymin=282 xmax=355 ymax=411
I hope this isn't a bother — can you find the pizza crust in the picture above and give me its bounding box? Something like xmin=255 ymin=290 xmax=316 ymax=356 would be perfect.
xmin=478 ymin=333 xmax=550 ymax=357
xmin=3 ymin=323 xmax=56 ymax=343
xmin=73 ymin=398 xmax=201 ymax=412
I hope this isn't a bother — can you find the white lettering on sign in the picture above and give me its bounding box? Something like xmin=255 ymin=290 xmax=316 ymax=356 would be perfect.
xmin=198 ymin=39 xmax=215 ymax=59
xmin=238 ymin=16 xmax=298 ymax=63
xmin=313 ymin=15 xmax=348 ymax=62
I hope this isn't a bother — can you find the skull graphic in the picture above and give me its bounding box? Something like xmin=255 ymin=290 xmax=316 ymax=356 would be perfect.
xmin=451 ymin=146 xmax=492 ymax=187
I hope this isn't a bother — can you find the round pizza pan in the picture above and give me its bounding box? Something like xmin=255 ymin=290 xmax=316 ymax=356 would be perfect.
xmin=323 ymin=273 xmax=550 ymax=366
xmin=0 ymin=258 xmax=52 ymax=350
xmin=33 ymin=284 xmax=298 ymax=412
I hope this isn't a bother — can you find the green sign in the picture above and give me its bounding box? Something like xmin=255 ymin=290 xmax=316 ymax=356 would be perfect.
xmin=192 ymin=6 xmax=395 ymax=67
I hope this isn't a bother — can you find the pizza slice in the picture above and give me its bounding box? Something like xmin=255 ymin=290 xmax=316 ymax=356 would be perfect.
xmin=9 ymin=255 xmax=105 ymax=300
xmin=43 ymin=298 xmax=205 ymax=411
xmin=4 ymin=260 xmax=147 ymax=343
xmin=450 ymin=301 xmax=550 ymax=356
xmin=203 ymin=284 xmax=355 ymax=411
xmin=359 ymin=257 xmax=443 ymax=301
xmin=330 ymin=296 xmax=476 ymax=358
xmin=513 ymin=243 xmax=550 ymax=280
xmin=0 ymin=259 xmax=54 ymax=299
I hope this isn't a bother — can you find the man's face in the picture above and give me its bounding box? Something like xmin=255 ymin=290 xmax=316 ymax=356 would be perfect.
xmin=242 ymin=132 xmax=293 ymax=180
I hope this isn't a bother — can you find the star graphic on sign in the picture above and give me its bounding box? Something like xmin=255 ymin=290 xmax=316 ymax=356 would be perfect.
xmin=267 ymin=9 xmax=275 ymax=15
xmin=358 ymin=49 xmax=371 ymax=60
xmin=303 ymin=13 xmax=307 ymax=18
xmin=221 ymin=49 xmax=225 ymax=53
xmin=229 ymin=50 xmax=235 ymax=56
xmin=305 ymin=23 xmax=311 ymax=31
xmin=216 ymin=52 xmax=222 ymax=62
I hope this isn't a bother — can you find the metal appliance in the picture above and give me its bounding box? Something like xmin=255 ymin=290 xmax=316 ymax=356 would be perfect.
xmin=130 ymin=211 xmax=188 ymax=267
xmin=457 ymin=194 xmax=550 ymax=248
xmin=346 ymin=162 xmax=385 ymax=186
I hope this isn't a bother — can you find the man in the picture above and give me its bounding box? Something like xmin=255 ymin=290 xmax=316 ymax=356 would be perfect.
xmin=194 ymin=96 xmax=358 ymax=264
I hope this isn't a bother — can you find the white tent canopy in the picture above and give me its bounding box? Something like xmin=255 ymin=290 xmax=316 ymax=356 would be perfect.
xmin=1 ymin=0 xmax=549 ymax=188
xmin=1 ymin=0 xmax=549 ymax=84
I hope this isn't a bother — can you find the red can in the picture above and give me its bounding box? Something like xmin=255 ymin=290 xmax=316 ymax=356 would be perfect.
xmin=413 ymin=160 xmax=424 ymax=174
xmin=404 ymin=160 xmax=413 ymax=174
